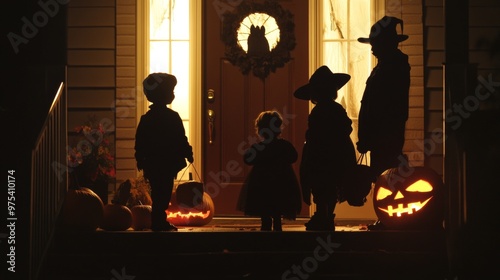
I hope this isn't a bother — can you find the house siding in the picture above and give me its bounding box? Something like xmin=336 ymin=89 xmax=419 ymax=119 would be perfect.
xmin=66 ymin=0 xmax=116 ymax=199
xmin=114 ymin=0 xmax=137 ymax=189
xmin=423 ymin=0 xmax=444 ymax=175
xmin=423 ymin=0 xmax=500 ymax=177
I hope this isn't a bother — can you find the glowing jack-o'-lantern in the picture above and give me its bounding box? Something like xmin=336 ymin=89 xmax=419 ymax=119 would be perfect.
xmin=166 ymin=191 xmax=214 ymax=226
xmin=373 ymin=166 xmax=444 ymax=230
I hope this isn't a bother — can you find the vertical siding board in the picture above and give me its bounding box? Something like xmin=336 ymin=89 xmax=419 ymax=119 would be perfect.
xmin=115 ymin=0 xmax=137 ymax=189
xmin=423 ymin=1 xmax=444 ymax=174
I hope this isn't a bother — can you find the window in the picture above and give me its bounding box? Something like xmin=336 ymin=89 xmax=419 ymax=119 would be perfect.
xmin=314 ymin=0 xmax=381 ymax=157
xmin=149 ymin=0 xmax=190 ymax=135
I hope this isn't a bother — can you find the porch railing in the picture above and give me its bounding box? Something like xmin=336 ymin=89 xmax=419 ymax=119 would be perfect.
xmin=30 ymin=82 xmax=67 ymax=280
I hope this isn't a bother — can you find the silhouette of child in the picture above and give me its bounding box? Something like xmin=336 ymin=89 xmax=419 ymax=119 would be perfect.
xmin=357 ymin=16 xmax=410 ymax=178
xmin=357 ymin=16 xmax=410 ymax=231
xmin=294 ymin=66 xmax=357 ymax=231
xmin=237 ymin=111 xmax=302 ymax=231
xmin=135 ymin=73 xmax=193 ymax=231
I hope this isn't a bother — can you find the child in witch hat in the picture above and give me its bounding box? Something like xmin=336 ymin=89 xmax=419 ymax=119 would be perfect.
xmin=357 ymin=16 xmax=411 ymax=231
xmin=294 ymin=65 xmax=357 ymax=231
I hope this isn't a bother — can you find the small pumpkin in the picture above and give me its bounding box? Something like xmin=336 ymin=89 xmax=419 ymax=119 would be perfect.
xmin=373 ymin=166 xmax=444 ymax=230
xmin=62 ymin=187 xmax=104 ymax=231
xmin=100 ymin=203 xmax=133 ymax=231
xmin=100 ymin=180 xmax=133 ymax=231
xmin=131 ymin=204 xmax=152 ymax=231
xmin=167 ymin=192 xmax=214 ymax=226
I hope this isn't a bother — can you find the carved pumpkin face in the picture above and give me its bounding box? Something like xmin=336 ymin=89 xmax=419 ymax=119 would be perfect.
xmin=373 ymin=167 xmax=444 ymax=230
xmin=167 ymin=192 xmax=214 ymax=227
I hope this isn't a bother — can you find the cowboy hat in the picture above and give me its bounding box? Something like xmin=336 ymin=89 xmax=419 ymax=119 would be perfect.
xmin=294 ymin=66 xmax=350 ymax=100
xmin=358 ymin=16 xmax=408 ymax=44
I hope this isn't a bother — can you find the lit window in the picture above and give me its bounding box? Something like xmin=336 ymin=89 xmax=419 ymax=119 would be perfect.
xmin=320 ymin=0 xmax=374 ymax=149
xmin=148 ymin=0 xmax=193 ymax=179
xmin=149 ymin=0 xmax=190 ymax=127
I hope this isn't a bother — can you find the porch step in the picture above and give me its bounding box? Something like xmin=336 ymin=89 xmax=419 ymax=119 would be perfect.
xmin=39 ymin=230 xmax=448 ymax=280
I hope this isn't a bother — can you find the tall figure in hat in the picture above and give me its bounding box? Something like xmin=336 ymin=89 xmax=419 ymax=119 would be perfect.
xmin=357 ymin=16 xmax=411 ymax=179
xmin=294 ymin=66 xmax=357 ymax=231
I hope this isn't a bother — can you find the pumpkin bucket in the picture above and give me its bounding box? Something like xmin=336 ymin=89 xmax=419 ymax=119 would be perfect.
xmin=174 ymin=164 xmax=204 ymax=208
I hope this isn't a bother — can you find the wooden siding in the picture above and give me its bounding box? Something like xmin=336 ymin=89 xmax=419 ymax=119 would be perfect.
xmin=115 ymin=0 xmax=137 ymax=186
xmin=423 ymin=0 xmax=500 ymax=176
xmin=423 ymin=0 xmax=444 ymax=175
xmin=66 ymin=0 xmax=116 ymax=198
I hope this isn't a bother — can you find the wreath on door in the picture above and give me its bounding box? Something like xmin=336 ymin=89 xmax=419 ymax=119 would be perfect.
xmin=221 ymin=0 xmax=296 ymax=80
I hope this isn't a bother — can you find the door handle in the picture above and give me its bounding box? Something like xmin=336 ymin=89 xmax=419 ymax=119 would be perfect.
xmin=208 ymin=109 xmax=215 ymax=144
xmin=207 ymin=89 xmax=215 ymax=103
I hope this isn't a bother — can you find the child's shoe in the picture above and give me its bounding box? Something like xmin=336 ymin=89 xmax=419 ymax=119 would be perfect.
xmin=261 ymin=216 xmax=272 ymax=231
xmin=152 ymin=221 xmax=178 ymax=231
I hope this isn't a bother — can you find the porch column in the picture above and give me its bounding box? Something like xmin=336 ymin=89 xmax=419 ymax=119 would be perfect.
xmin=443 ymin=0 xmax=475 ymax=277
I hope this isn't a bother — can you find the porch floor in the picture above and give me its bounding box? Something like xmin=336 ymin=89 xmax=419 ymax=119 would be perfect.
xmin=40 ymin=217 xmax=449 ymax=280
xmin=119 ymin=217 xmax=372 ymax=232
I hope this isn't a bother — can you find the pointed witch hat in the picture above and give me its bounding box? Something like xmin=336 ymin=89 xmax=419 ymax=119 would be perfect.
xmin=358 ymin=16 xmax=408 ymax=44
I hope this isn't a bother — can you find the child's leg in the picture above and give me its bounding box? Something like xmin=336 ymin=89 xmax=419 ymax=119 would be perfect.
xmin=272 ymin=214 xmax=282 ymax=231
xmin=147 ymin=172 xmax=176 ymax=230
xmin=306 ymin=203 xmax=334 ymax=231
xmin=326 ymin=203 xmax=336 ymax=231
xmin=261 ymin=216 xmax=272 ymax=231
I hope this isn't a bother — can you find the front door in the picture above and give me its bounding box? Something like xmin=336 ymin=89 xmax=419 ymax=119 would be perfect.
xmin=202 ymin=1 xmax=310 ymax=216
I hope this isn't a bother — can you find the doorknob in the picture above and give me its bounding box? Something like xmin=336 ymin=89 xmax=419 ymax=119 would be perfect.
xmin=207 ymin=89 xmax=215 ymax=103
xmin=208 ymin=109 xmax=215 ymax=144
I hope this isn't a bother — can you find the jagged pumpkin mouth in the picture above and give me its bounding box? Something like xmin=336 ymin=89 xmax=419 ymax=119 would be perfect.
xmin=166 ymin=210 xmax=211 ymax=219
xmin=378 ymin=197 xmax=432 ymax=217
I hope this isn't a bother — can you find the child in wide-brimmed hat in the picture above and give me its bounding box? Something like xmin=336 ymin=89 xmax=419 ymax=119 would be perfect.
xmin=294 ymin=66 xmax=357 ymax=231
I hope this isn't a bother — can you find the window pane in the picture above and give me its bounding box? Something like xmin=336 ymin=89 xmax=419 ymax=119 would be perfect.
xmin=323 ymin=41 xmax=348 ymax=105
xmin=150 ymin=0 xmax=171 ymax=40
xmin=349 ymin=0 xmax=372 ymax=41
xmin=323 ymin=41 xmax=348 ymax=74
xmin=348 ymin=42 xmax=372 ymax=116
xmin=170 ymin=41 xmax=190 ymax=119
xmin=150 ymin=41 xmax=170 ymax=73
xmin=323 ymin=0 xmax=348 ymax=40
xmin=171 ymin=0 xmax=189 ymax=40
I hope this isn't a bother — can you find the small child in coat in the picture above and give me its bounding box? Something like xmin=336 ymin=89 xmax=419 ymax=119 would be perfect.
xmin=237 ymin=111 xmax=302 ymax=231
xmin=135 ymin=73 xmax=193 ymax=231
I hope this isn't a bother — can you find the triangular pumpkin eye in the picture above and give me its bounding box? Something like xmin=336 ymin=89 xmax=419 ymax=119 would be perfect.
xmin=376 ymin=186 xmax=393 ymax=200
xmin=406 ymin=179 xmax=433 ymax=192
